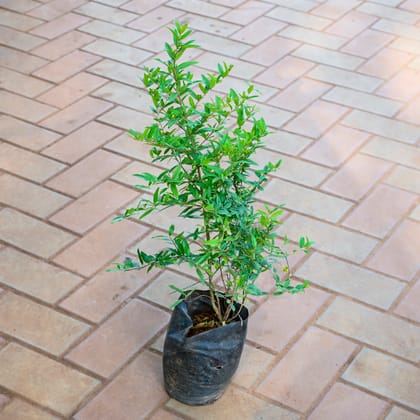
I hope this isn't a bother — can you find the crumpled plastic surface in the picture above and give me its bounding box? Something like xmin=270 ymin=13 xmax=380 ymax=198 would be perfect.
xmin=163 ymin=290 xmax=249 ymax=405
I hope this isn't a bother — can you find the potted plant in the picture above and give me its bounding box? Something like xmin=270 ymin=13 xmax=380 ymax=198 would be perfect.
xmin=112 ymin=22 xmax=312 ymax=406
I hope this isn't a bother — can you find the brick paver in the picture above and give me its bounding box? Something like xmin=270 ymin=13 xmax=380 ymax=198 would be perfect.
xmin=0 ymin=1 xmax=419 ymax=419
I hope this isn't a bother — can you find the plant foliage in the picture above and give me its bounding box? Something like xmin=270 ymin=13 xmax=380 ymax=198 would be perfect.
xmin=112 ymin=22 xmax=312 ymax=325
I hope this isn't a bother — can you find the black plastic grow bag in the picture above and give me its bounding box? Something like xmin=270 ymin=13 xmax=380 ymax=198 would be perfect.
xmin=163 ymin=290 xmax=249 ymax=405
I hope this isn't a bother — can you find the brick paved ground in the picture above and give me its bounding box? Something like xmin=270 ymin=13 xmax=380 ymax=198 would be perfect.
xmin=0 ymin=0 xmax=419 ymax=419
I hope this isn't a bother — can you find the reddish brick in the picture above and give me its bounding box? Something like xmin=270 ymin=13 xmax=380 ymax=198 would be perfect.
xmin=312 ymin=0 xmax=362 ymax=19
xmin=33 ymin=50 xmax=101 ymax=83
xmin=318 ymin=297 xmax=420 ymax=362
xmin=241 ymin=36 xmax=300 ymax=66
xmin=53 ymin=219 xmax=148 ymax=277
xmin=0 ymin=399 xmax=59 ymax=420
xmin=256 ymin=55 xmax=315 ymax=88
xmin=149 ymin=409 xmax=184 ymax=420
xmin=341 ymin=29 xmax=394 ymax=58
xmin=50 ymin=181 xmax=138 ymax=233
xmin=321 ymin=154 xmax=392 ymax=200
xmin=367 ymin=220 xmax=420 ymax=281
xmin=66 ymin=299 xmax=169 ymax=376
xmin=386 ymin=166 xmax=420 ymax=195
xmin=82 ymin=39 xmax=151 ymax=65
xmin=0 ymin=26 xmax=45 ymax=51
xmin=167 ymin=386 xmax=299 ymax=419
xmin=1 ymin=0 xmax=40 ymax=13
xmin=79 ymin=19 xmax=144 ymax=43
xmin=0 ymin=173 xmax=70 ymax=218
xmin=131 ymin=27 xmax=169 ymax=52
xmin=343 ymin=185 xmax=417 ymax=237
xmin=257 ymin=149 xmax=331 ymax=187
xmin=268 ymin=6 xmax=332 ymax=30
xmin=296 ymin=253 xmax=404 ymax=310
xmin=0 ymin=142 xmax=65 ymax=183
xmin=344 ymin=111 xmax=420 ymax=145
xmin=98 ymin=106 xmax=153 ymax=131
xmin=59 ymin=265 xmax=157 ymax=323
xmin=387 ymin=406 xmax=420 ymax=420
xmin=401 ymin=0 xmax=420 ymax=13
xmin=293 ymin=44 xmax=363 ymax=70
xmin=28 ymin=0 xmax=86 ymax=20
xmin=278 ymin=213 xmax=378 ymax=263
xmin=230 ymin=16 xmax=286 ymax=44
xmin=324 ymin=87 xmax=403 ymax=117
xmin=37 ymin=72 xmax=107 ymax=108
xmin=269 ymin=78 xmax=331 ymax=112
xmin=88 ymin=59 xmax=143 ymax=87
xmin=325 ymin=11 xmax=377 ymax=38
xmin=0 ymin=67 xmax=52 ymax=98
xmin=0 ymin=91 xmax=57 ymax=123
xmin=42 ymin=121 xmax=121 ymax=164
xmin=128 ymin=6 xmax=184 ymax=32
xmin=74 ymin=351 xmax=166 ymax=419
xmin=250 ymin=103 xmax=293 ymax=128
xmin=111 ymin=161 xmax=161 ymax=187
xmin=394 ymin=280 xmax=420 ymax=323
xmin=302 ymin=125 xmax=369 ymax=167
xmin=285 ymin=100 xmax=349 ymax=138
xmin=247 ymin=287 xmax=330 ymax=351
xmin=76 ymin=2 xmax=137 ymax=24
xmin=358 ymin=48 xmax=413 ymax=79
xmin=122 ymin=0 xmax=167 ymax=14
xmin=186 ymin=31 xmax=250 ymax=57
xmin=0 ymin=247 xmax=82 ymax=304
xmin=264 ymin=130 xmax=312 ymax=155
xmin=233 ymin=344 xmax=275 ymax=388
xmin=166 ymin=0 xmax=228 ymax=17
xmin=46 ymin=149 xmax=128 ymax=197
xmin=0 ymin=114 xmax=60 ymax=151
xmin=185 ymin=15 xmax=242 ymax=36
xmin=30 ymin=12 xmax=89 ymax=39
xmin=0 ymin=45 xmax=47 ymax=73
xmin=197 ymin=51 xmax=264 ymax=79
xmin=221 ymin=0 xmax=273 ymax=24
xmin=343 ymin=348 xmax=420 ymax=410
xmin=93 ymin=81 xmax=153 ymax=114
xmin=0 ymin=343 xmax=99 ymax=416
xmin=0 ymin=208 xmax=75 ymax=259
xmin=40 ymin=96 xmax=113 ymax=134
xmin=397 ymin=96 xmax=420 ymax=125
xmin=257 ymin=327 xmax=356 ymax=412
xmin=139 ymin=270 xmax=197 ymax=309
xmin=309 ymin=383 xmax=387 ymax=420
xmin=32 ymin=30 xmax=95 ymax=60
xmin=259 ymin=178 xmax=352 ymax=223
xmin=0 ymin=292 xmax=89 ymax=356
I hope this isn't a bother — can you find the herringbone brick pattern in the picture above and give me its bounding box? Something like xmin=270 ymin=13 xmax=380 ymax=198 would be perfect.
xmin=0 ymin=0 xmax=419 ymax=418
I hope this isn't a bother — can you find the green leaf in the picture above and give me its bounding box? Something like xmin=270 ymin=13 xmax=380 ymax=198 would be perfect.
xmin=164 ymin=42 xmax=174 ymax=59
xmin=133 ymin=172 xmax=157 ymax=183
xmin=203 ymin=238 xmax=219 ymax=247
xmin=246 ymin=283 xmax=267 ymax=296
xmin=168 ymin=224 xmax=175 ymax=236
xmin=178 ymin=60 xmax=198 ymax=70
xmin=170 ymin=299 xmax=183 ymax=309
xmin=299 ymin=236 xmax=305 ymax=248
xmin=153 ymin=187 xmax=160 ymax=204
xmin=139 ymin=208 xmax=154 ymax=220
xmin=170 ymin=183 xmax=179 ymax=199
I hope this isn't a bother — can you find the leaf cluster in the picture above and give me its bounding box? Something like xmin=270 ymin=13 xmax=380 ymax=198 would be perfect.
xmin=112 ymin=22 xmax=312 ymax=325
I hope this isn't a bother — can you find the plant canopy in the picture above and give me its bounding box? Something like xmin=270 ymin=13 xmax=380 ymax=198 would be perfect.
xmin=112 ymin=22 xmax=312 ymax=325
